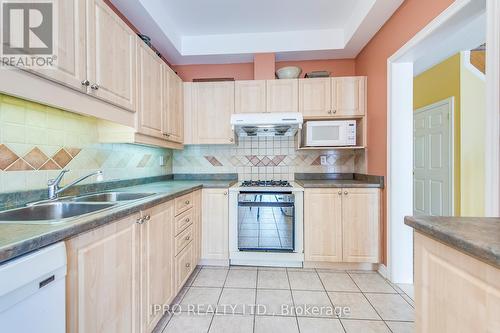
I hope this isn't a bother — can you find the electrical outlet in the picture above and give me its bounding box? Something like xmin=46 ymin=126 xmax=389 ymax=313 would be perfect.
xmin=320 ymin=155 xmax=328 ymax=165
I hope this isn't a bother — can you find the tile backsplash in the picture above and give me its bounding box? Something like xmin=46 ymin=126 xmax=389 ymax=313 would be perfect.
xmin=173 ymin=137 xmax=366 ymax=180
xmin=0 ymin=94 xmax=172 ymax=193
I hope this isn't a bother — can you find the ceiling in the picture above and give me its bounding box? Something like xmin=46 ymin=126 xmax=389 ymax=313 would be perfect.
xmin=110 ymin=0 xmax=405 ymax=65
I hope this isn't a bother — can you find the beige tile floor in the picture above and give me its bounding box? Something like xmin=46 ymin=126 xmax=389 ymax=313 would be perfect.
xmin=160 ymin=266 xmax=415 ymax=333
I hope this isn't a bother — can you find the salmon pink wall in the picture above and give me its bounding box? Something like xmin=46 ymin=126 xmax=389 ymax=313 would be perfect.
xmin=173 ymin=59 xmax=356 ymax=82
xmin=172 ymin=63 xmax=255 ymax=82
xmin=276 ymin=59 xmax=356 ymax=78
xmin=254 ymin=53 xmax=276 ymax=80
xmin=355 ymin=0 xmax=454 ymax=265
xmin=356 ymin=0 xmax=454 ymax=176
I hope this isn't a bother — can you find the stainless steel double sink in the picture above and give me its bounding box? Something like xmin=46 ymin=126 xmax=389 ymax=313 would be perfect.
xmin=0 ymin=192 xmax=156 ymax=224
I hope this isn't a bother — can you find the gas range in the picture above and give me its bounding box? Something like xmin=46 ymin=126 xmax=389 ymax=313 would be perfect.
xmin=230 ymin=180 xmax=303 ymax=193
xmin=240 ymin=180 xmax=292 ymax=188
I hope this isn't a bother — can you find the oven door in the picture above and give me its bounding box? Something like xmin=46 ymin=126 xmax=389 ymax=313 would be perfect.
xmin=305 ymin=121 xmax=348 ymax=146
xmin=237 ymin=192 xmax=295 ymax=252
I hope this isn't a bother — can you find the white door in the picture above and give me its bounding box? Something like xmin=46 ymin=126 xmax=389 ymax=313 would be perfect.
xmin=413 ymin=98 xmax=453 ymax=216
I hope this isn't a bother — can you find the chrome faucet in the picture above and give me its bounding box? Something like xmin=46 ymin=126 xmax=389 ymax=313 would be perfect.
xmin=47 ymin=170 xmax=103 ymax=200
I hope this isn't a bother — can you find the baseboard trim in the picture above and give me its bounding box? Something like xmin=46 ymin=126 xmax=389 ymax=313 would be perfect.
xmin=304 ymin=261 xmax=379 ymax=271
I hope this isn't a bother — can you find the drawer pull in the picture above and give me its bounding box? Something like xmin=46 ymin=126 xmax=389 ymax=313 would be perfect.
xmin=185 ymin=218 xmax=190 ymax=223
xmin=185 ymin=236 xmax=190 ymax=241
xmin=344 ymin=191 xmax=348 ymax=195
xmin=185 ymin=263 xmax=191 ymax=268
xmin=185 ymin=200 xmax=190 ymax=205
xmin=338 ymin=191 xmax=342 ymax=195
xmin=144 ymin=215 xmax=151 ymax=221
xmin=136 ymin=217 xmax=144 ymax=224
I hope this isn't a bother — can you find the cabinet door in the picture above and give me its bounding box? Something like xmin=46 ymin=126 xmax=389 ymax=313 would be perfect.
xmin=141 ymin=202 xmax=175 ymax=333
xmin=137 ymin=42 xmax=164 ymax=139
xmin=298 ymin=78 xmax=332 ymax=117
xmin=332 ymin=77 xmax=366 ymax=116
xmin=66 ymin=214 xmax=141 ymax=333
xmin=194 ymin=82 xmax=235 ymax=144
xmin=266 ymin=79 xmax=298 ymax=113
xmin=163 ymin=66 xmax=184 ymax=143
xmin=87 ymin=0 xmax=137 ymax=111
xmin=30 ymin=0 xmax=87 ymax=91
xmin=235 ymin=80 xmax=267 ymax=113
xmin=342 ymin=188 xmax=380 ymax=263
xmin=201 ymin=189 xmax=229 ymax=261
xmin=304 ymin=189 xmax=343 ymax=262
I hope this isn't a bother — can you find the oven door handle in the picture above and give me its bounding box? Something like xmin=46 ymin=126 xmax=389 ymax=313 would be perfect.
xmin=238 ymin=202 xmax=294 ymax=208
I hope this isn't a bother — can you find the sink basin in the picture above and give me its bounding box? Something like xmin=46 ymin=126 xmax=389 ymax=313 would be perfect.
xmin=70 ymin=192 xmax=155 ymax=202
xmin=0 ymin=202 xmax=116 ymax=224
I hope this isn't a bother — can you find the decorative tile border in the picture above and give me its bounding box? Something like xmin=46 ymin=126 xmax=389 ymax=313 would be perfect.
xmin=0 ymin=144 xmax=81 ymax=171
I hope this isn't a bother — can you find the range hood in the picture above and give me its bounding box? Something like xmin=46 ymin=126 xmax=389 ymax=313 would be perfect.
xmin=231 ymin=113 xmax=303 ymax=137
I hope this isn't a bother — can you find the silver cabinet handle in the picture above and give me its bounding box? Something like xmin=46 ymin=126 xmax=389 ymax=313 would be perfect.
xmin=144 ymin=215 xmax=151 ymax=221
xmin=344 ymin=191 xmax=348 ymax=195
xmin=185 ymin=218 xmax=190 ymax=223
xmin=338 ymin=191 xmax=342 ymax=195
xmin=229 ymin=138 xmax=234 ymax=143
xmin=333 ymin=109 xmax=337 ymax=114
xmin=90 ymin=83 xmax=100 ymax=90
xmin=185 ymin=200 xmax=190 ymax=205
xmin=224 ymin=191 xmax=228 ymax=196
xmin=185 ymin=263 xmax=191 ymax=268
xmin=328 ymin=110 xmax=332 ymax=114
xmin=81 ymin=80 xmax=90 ymax=86
xmin=136 ymin=217 xmax=144 ymax=224
xmin=163 ymin=133 xmax=170 ymax=137
xmin=185 ymin=236 xmax=190 ymax=241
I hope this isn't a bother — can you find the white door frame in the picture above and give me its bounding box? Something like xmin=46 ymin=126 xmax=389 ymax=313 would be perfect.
xmin=385 ymin=0 xmax=499 ymax=284
xmin=413 ymin=97 xmax=455 ymax=216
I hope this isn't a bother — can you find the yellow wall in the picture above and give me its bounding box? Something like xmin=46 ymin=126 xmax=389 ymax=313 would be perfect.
xmin=460 ymin=52 xmax=485 ymax=216
xmin=414 ymin=54 xmax=461 ymax=215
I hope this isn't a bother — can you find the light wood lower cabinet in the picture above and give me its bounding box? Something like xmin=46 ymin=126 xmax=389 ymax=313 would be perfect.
xmin=140 ymin=202 xmax=175 ymax=333
xmin=304 ymin=189 xmax=343 ymax=262
xmin=66 ymin=190 xmax=203 ymax=333
xmin=201 ymin=188 xmax=229 ymax=263
xmin=304 ymin=188 xmax=380 ymax=264
xmin=342 ymin=188 xmax=380 ymax=262
xmin=414 ymin=232 xmax=500 ymax=333
xmin=66 ymin=213 xmax=141 ymax=333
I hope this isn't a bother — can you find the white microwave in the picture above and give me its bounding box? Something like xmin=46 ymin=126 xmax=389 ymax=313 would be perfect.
xmin=303 ymin=120 xmax=356 ymax=147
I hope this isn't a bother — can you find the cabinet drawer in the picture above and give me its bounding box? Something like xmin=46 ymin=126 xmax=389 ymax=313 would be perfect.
xmin=175 ymin=192 xmax=194 ymax=216
xmin=175 ymin=225 xmax=193 ymax=256
xmin=175 ymin=243 xmax=194 ymax=291
xmin=175 ymin=209 xmax=193 ymax=236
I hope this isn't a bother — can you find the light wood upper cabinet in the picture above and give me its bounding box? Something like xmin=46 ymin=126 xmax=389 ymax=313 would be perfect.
xmin=136 ymin=42 xmax=164 ymax=139
xmin=87 ymin=0 xmax=137 ymax=112
xmin=342 ymin=188 xmax=380 ymax=263
xmin=332 ymin=77 xmax=366 ymax=116
xmin=163 ymin=66 xmax=184 ymax=143
xmin=266 ymin=79 xmax=298 ymax=113
xmin=304 ymin=189 xmax=343 ymax=262
xmin=235 ymin=80 xmax=267 ymax=113
xmin=30 ymin=0 xmax=87 ymax=91
xmin=66 ymin=213 xmax=141 ymax=333
xmin=189 ymin=81 xmax=235 ymax=145
xmin=140 ymin=202 xmax=175 ymax=333
xmin=201 ymin=188 xmax=229 ymax=262
xmin=298 ymin=78 xmax=332 ymax=117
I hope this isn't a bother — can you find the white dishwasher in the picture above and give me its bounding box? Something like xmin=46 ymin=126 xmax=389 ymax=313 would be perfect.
xmin=0 ymin=242 xmax=67 ymax=333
